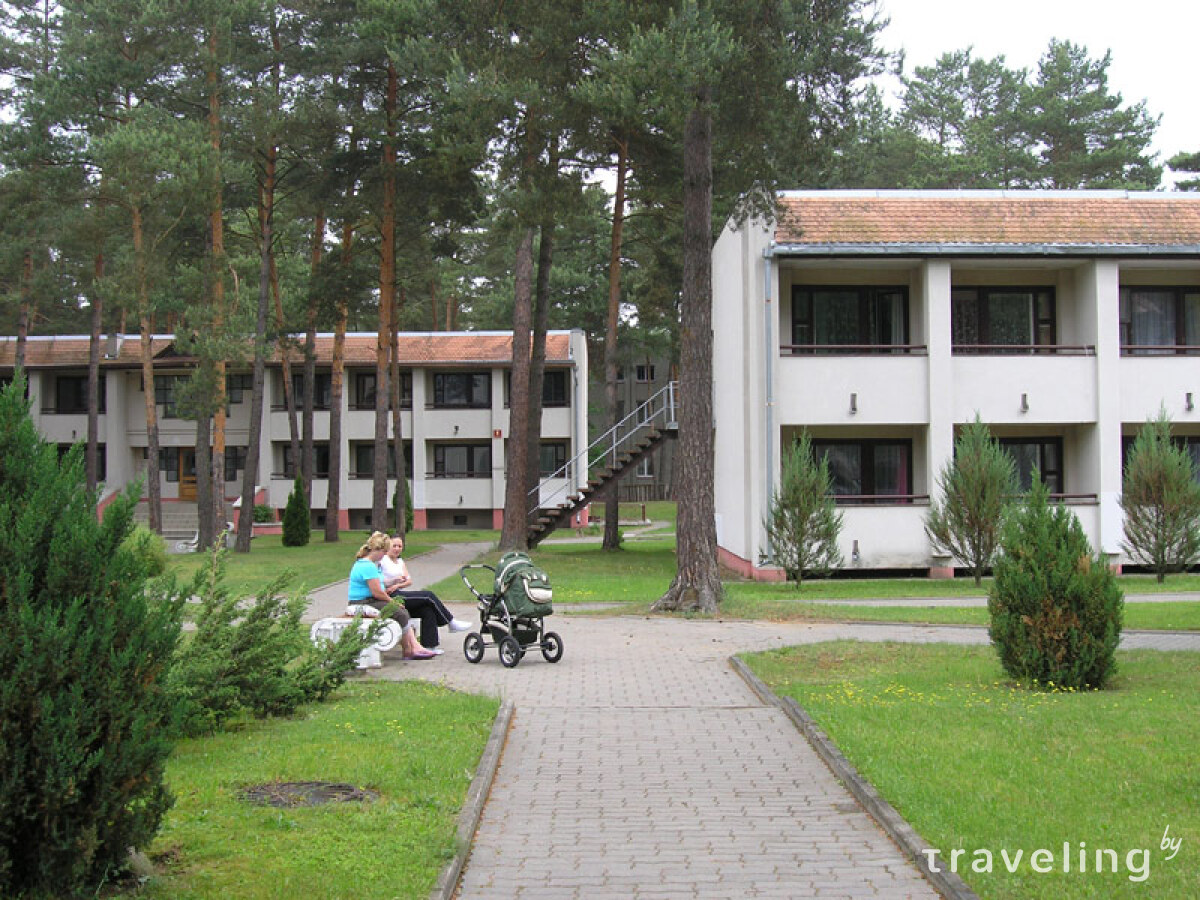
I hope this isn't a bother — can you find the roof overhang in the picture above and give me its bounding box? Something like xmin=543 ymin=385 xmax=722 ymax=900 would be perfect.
xmin=766 ymin=242 xmax=1200 ymax=259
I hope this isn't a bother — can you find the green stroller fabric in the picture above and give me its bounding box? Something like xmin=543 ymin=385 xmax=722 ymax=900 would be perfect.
xmin=493 ymin=551 xmax=554 ymax=618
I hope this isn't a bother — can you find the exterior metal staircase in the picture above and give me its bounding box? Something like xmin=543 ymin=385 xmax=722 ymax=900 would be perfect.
xmin=526 ymin=381 xmax=678 ymax=547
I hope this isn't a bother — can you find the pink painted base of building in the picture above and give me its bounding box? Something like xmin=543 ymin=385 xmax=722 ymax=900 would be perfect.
xmin=718 ymin=546 xmax=786 ymax=582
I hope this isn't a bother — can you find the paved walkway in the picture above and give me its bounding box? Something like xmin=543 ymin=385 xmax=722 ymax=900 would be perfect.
xmin=311 ymin=543 xmax=1200 ymax=897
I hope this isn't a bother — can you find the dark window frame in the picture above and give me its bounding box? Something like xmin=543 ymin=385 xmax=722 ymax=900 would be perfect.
xmin=790 ymin=285 xmax=911 ymax=354
xmin=351 ymin=441 xmax=413 ymax=479
xmin=431 ymin=443 xmax=491 ymax=478
xmin=809 ymin=437 xmax=914 ymax=504
xmin=47 ymin=373 xmax=106 ymax=414
xmin=281 ymin=442 xmax=330 ymax=479
xmin=952 ymin=286 xmax=1057 ymax=353
xmin=432 ymin=372 xmax=491 ymax=409
xmin=1119 ymin=286 xmax=1200 ymax=355
xmin=539 ymin=441 xmax=568 ymax=477
xmin=278 ymin=371 xmax=332 ymax=411
xmin=999 ymin=437 xmax=1064 ymax=494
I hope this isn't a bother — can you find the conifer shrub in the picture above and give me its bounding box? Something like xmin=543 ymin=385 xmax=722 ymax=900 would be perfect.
xmin=988 ymin=477 xmax=1124 ymax=689
xmin=168 ymin=545 xmax=378 ymax=737
xmin=763 ymin=432 xmax=843 ymax=587
xmin=0 ymin=376 xmax=185 ymax=898
xmin=281 ymin=474 xmax=310 ymax=546
xmin=120 ymin=523 xmax=169 ymax=576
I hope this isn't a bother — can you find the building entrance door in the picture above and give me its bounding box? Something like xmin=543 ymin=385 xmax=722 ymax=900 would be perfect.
xmin=178 ymin=449 xmax=197 ymax=501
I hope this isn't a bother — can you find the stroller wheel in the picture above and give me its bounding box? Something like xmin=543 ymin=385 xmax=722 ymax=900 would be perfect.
xmin=541 ymin=631 xmax=564 ymax=663
xmin=463 ymin=632 xmax=485 ymax=664
xmin=498 ymin=635 xmax=522 ymax=668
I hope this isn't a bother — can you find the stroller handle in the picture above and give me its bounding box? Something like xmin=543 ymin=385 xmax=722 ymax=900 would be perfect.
xmin=459 ymin=563 xmax=496 ymax=601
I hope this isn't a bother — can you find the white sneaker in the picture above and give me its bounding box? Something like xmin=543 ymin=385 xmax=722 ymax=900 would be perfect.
xmin=449 ymin=619 xmax=473 ymax=633
xmin=428 ymin=647 xmax=445 ymax=655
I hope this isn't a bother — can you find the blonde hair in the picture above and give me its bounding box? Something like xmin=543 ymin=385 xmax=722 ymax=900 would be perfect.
xmin=356 ymin=531 xmax=391 ymax=559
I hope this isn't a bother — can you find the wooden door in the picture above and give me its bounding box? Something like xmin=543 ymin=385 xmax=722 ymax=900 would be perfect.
xmin=179 ymin=448 xmax=197 ymax=501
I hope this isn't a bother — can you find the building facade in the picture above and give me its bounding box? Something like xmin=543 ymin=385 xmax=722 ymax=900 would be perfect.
xmin=714 ymin=190 xmax=1200 ymax=578
xmin=1 ymin=330 xmax=589 ymax=532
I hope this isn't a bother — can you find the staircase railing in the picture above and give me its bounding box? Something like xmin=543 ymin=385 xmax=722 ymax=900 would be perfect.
xmin=529 ymin=380 xmax=678 ymax=515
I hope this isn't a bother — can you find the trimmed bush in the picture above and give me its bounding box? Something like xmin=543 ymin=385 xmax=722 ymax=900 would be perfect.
xmin=763 ymin=432 xmax=843 ymax=586
xmin=169 ymin=545 xmax=379 ymax=737
xmin=988 ymin=477 xmax=1124 ymax=689
xmin=0 ymin=376 xmax=185 ymax=897
xmin=393 ymin=480 xmax=413 ymax=534
xmin=252 ymin=503 xmax=275 ymax=523
xmin=120 ymin=523 xmax=170 ymax=577
xmin=281 ymin=474 xmax=310 ymax=546
xmin=1120 ymin=409 xmax=1200 ymax=582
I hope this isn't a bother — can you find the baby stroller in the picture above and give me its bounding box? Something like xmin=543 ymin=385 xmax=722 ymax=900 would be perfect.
xmin=459 ymin=552 xmax=563 ymax=668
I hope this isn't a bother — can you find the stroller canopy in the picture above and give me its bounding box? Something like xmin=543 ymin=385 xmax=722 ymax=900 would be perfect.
xmin=493 ymin=551 xmax=553 ymax=618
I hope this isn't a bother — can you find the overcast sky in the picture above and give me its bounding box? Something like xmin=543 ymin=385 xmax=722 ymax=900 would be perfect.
xmin=875 ymin=0 xmax=1199 ymax=185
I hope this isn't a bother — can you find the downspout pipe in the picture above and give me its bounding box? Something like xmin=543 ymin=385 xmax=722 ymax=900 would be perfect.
xmin=762 ymin=246 xmax=775 ymax=566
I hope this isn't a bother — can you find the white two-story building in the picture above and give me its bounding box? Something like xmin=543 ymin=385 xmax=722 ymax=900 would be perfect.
xmin=714 ymin=190 xmax=1200 ymax=577
xmin=1 ymin=330 xmax=589 ymax=532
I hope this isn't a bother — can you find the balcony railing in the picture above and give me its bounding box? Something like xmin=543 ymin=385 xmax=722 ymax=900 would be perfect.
xmin=1120 ymin=345 xmax=1200 ymax=356
xmin=953 ymin=344 xmax=1095 ymax=356
xmin=832 ymin=494 xmax=930 ymax=506
xmin=782 ymin=344 xmax=927 ymax=356
xmin=426 ymin=470 xmax=490 ymax=479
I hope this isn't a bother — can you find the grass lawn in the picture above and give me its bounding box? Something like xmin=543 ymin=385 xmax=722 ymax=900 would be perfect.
xmin=166 ymin=530 xmax=497 ymax=598
xmin=722 ymin=585 xmax=1200 ymax=631
xmin=743 ymin=642 xmax=1199 ymax=900
xmin=139 ymin=680 xmax=498 ymax=899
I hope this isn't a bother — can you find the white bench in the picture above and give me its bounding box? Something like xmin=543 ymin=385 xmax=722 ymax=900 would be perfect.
xmin=309 ymin=608 xmax=403 ymax=669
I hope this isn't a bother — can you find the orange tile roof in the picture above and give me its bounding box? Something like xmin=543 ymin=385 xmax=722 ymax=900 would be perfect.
xmin=773 ymin=192 xmax=1200 ymax=249
xmin=0 ymin=332 xmax=574 ymax=370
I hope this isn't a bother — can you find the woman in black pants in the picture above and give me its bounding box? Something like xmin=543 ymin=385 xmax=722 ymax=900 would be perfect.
xmin=380 ymin=536 xmax=472 ymax=653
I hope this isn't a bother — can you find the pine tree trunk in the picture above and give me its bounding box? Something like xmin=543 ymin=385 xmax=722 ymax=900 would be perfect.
xmin=603 ymin=138 xmax=628 ymax=550
xmin=237 ymin=165 xmax=272 ymax=553
xmin=86 ymin=250 xmax=104 ymax=496
xmin=303 ymin=212 xmax=323 ymax=502
xmin=134 ymin=206 xmax=162 ymax=534
xmin=524 ymin=217 xmax=553 ymax=510
xmin=206 ymin=27 xmax=227 ymax=538
xmin=499 ymin=226 xmax=536 ymax=551
xmin=653 ymin=98 xmax=722 ymax=614
xmin=324 ymin=219 xmax=352 ymax=543
xmin=390 ymin=289 xmax=407 ymax=537
xmin=372 ymin=62 xmax=398 ymax=532
xmin=16 ymin=250 xmax=32 ymax=371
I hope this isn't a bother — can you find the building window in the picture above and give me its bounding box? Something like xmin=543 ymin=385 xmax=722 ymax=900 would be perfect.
xmin=352 ymin=442 xmax=412 ymax=479
xmin=281 ymin=372 xmax=332 ymax=410
xmin=281 ymin=443 xmax=330 ymax=479
xmin=154 ymin=374 xmax=187 ymax=418
xmin=539 ymin=442 xmax=568 ymax=477
xmin=1120 ymin=287 xmax=1200 ymax=354
xmin=1122 ymin=434 xmax=1200 ymax=483
xmin=504 ymin=370 xmax=569 ymax=407
xmin=636 ymin=454 xmax=654 ymax=478
xmin=225 ymin=445 xmax=247 ymax=483
xmin=635 ymin=364 xmax=656 ymax=383
xmin=158 ymin=447 xmax=188 ymax=483
xmin=791 ymin=286 xmax=909 ymax=353
xmin=433 ymin=372 xmax=490 ymax=408
xmin=352 ymin=371 xmax=412 ymax=410
xmin=952 ymin=287 xmax=1055 ymax=352
xmin=432 ymin=444 xmax=490 ymax=478
xmin=810 ymin=439 xmax=912 ymax=503
xmin=999 ymin=437 xmax=1063 ymax=494
xmin=47 ymin=374 xmax=105 ymax=414
xmin=226 ymin=374 xmax=253 ymax=405
xmin=543 ymin=370 xmax=568 ymax=407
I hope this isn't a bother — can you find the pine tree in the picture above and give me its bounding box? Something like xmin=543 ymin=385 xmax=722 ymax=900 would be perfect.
xmin=1120 ymin=410 xmax=1200 ymax=582
xmin=282 ymin=473 xmax=311 ymax=547
xmin=925 ymin=416 xmax=1019 ymax=585
xmin=764 ymin=432 xmax=843 ymax=587
xmin=0 ymin=375 xmax=184 ymax=896
xmin=988 ymin=476 xmax=1123 ymax=690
